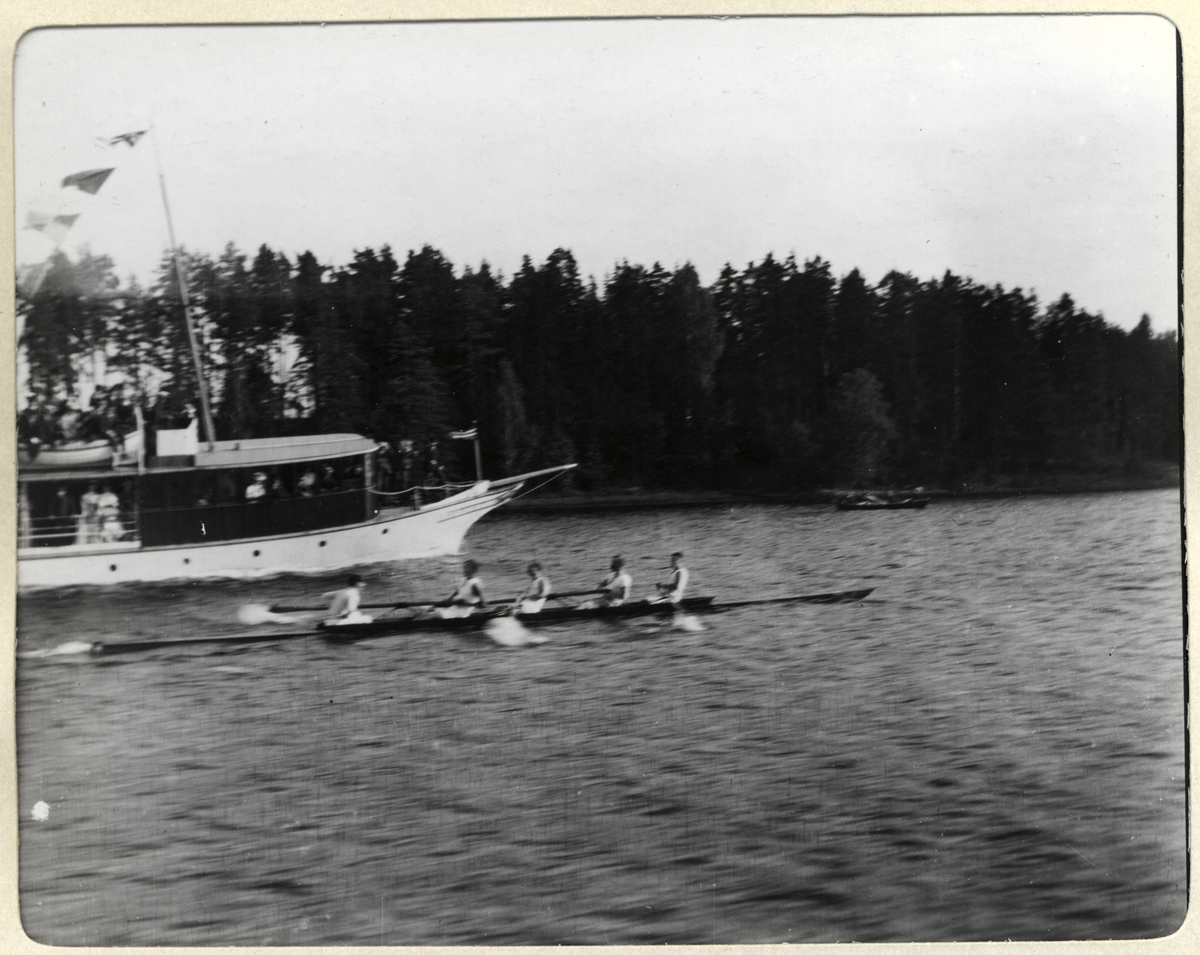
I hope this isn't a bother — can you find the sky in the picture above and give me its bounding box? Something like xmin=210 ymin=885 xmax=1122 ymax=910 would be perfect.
xmin=14 ymin=15 xmax=1179 ymax=330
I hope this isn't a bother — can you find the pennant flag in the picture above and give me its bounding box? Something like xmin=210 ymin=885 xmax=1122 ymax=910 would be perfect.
xmin=25 ymin=213 xmax=79 ymax=245
xmin=62 ymin=168 xmax=114 ymax=194
xmin=450 ymin=428 xmax=478 ymax=441
xmin=109 ymin=130 xmax=146 ymax=148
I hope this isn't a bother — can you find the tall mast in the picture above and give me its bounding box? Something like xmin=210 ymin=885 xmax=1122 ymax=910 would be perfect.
xmin=151 ymin=126 xmax=216 ymax=449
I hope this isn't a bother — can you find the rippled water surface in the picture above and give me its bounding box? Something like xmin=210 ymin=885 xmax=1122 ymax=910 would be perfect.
xmin=16 ymin=491 xmax=1186 ymax=944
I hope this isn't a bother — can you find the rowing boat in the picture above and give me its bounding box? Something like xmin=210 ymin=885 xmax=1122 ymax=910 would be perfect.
xmin=86 ymin=588 xmax=873 ymax=654
xmin=835 ymin=497 xmax=930 ymax=510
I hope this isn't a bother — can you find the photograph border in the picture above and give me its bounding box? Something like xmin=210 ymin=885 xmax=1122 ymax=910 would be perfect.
xmin=1 ymin=2 xmax=1192 ymax=954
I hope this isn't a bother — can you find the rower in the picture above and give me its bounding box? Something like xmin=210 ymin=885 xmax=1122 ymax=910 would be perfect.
xmin=516 ymin=561 xmax=551 ymax=614
xmin=324 ymin=574 xmax=372 ymax=625
xmin=655 ymin=551 xmax=689 ymax=609
xmin=599 ymin=556 xmax=632 ymax=607
xmin=441 ymin=559 xmax=487 ymax=617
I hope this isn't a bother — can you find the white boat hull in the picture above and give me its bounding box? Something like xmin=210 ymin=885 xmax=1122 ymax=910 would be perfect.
xmin=17 ymin=481 xmax=517 ymax=589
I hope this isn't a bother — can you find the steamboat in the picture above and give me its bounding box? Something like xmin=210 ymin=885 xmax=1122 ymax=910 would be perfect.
xmin=17 ymin=422 xmax=572 ymax=589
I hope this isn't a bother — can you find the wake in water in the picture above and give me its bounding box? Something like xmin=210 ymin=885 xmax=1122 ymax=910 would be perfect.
xmin=18 ymin=640 xmax=97 ymax=658
xmin=486 ymin=617 xmax=548 ymax=647
xmin=237 ymin=603 xmax=315 ymax=626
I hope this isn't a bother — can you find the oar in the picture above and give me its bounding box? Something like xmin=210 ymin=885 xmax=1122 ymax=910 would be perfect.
xmin=548 ymin=588 xmax=604 ymax=601
xmin=267 ymin=598 xmax=452 ymax=613
xmin=269 ymin=588 xmax=606 ymax=615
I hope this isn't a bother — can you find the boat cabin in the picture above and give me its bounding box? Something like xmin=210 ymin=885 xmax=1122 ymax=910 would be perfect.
xmin=18 ymin=427 xmax=380 ymax=550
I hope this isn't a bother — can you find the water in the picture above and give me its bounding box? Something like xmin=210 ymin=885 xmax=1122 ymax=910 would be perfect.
xmin=16 ymin=491 xmax=1186 ymax=944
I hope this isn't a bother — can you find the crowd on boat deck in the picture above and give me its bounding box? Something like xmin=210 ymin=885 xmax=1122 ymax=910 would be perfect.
xmin=20 ymin=479 xmax=137 ymax=547
xmin=18 ymin=387 xmax=138 ymax=455
xmin=371 ymin=439 xmax=465 ymax=505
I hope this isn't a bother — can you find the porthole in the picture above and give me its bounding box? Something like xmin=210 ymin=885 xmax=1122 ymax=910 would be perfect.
xmin=109 ymin=564 xmax=117 ymax=572
xmin=319 ymin=540 xmax=326 ymax=547
xmin=253 ymin=550 xmax=261 ymax=557
xmin=183 ymin=558 xmax=190 ymax=565
xmin=382 ymin=528 xmax=388 ymax=535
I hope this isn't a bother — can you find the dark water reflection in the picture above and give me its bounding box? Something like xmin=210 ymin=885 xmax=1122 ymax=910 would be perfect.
xmin=16 ymin=491 xmax=1185 ymax=944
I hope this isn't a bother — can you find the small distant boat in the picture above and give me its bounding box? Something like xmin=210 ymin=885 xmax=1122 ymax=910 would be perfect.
xmin=834 ymin=493 xmax=931 ymax=511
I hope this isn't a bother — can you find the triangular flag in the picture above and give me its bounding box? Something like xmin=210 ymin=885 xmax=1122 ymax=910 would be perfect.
xmin=62 ymin=168 xmax=114 ymax=194
xmin=109 ymin=130 xmax=146 ymax=147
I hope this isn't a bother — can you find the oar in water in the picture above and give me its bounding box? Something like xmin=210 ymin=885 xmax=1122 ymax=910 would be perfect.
xmin=266 ymin=588 xmax=606 ymax=616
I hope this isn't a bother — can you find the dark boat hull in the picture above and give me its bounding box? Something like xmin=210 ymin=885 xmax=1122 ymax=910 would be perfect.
xmin=319 ymin=589 xmax=874 ymax=640
xmin=835 ymin=498 xmax=929 ymax=510
xmin=89 ymin=588 xmax=873 ymax=653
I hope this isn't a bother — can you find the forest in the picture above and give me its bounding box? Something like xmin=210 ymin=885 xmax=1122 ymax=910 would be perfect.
xmin=17 ymin=242 xmax=1179 ymax=493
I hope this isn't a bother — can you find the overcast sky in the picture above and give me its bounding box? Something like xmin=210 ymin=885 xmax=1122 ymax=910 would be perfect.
xmin=14 ymin=15 xmax=1178 ymax=330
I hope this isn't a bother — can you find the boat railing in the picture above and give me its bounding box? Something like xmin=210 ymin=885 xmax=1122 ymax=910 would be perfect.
xmin=373 ymin=481 xmax=476 ymax=510
xmin=19 ymin=510 xmax=140 ymax=549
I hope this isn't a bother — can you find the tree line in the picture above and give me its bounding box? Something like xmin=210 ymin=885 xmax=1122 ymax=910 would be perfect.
xmin=17 ymin=243 xmax=1178 ymax=491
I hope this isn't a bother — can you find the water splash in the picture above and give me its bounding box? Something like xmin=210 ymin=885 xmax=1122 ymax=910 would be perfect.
xmin=238 ymin=604 xmax=315 ymax=626
xmin=486 ymin=617 xmax=547 ymax=647
xmin=18 ymin=640 xmax=96 ymax=658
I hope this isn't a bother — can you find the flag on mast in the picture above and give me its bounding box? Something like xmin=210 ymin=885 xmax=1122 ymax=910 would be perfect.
xmin=450 ymin=427 xmax=478 ymax=441
xmin=61 ymin=168 xmax=114 ymax=194
xmin=109 ymin=130 xmax=146 ymax=147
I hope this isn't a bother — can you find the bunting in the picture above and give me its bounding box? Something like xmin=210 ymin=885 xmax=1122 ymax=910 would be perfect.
xmin=109 ymin=130 xmax=146 ymax=147
xmin=61 ymin=168 xmax=114 ymax=194
xmin=25 ymin=212 xmax=80 ymax=246
xmin=23 ymin=129 xmax=147 ymax=298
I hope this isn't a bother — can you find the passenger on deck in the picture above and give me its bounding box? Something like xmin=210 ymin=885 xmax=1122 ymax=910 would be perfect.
xmin=441 ymin=559 xmax=487 ymax=617
xmin=319 ymin=466 xmax=341 ymax=493
xmin=245 ymin=471 xmax=268 ymax=502
xmin=96 ymin=483 xmax=123 ymax=542
xmin=80 ymin=482 xmax=102 ymax=543
xmin=598 ymin=556 xmax=632 ymax=607
xmin=297 ymin=469 xmax=318 ymax=497
xmin=655 ymin=551 xmax=690 ymax=609
xmin=516 ymin=561 xmax=552 ymax=614
xmin=50 ymin=485 xmax=78 ymax=546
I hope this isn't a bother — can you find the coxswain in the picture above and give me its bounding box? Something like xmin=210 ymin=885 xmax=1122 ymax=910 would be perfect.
xmin=324 ymin=574 xmax=371 ymax=625
xmin=441 ymin=559 xmax=487 ymax=617
xmin=516 ymin=561 xmax=551 ymax=614
xmin=655 ymin=551 xmax=689 ymax=609
xmin=599 ymin=556 xmax=632 ymax=607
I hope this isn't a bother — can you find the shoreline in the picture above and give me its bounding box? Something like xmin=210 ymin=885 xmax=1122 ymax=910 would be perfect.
xmin=499 ymin=474 xmax=1181 ymax=514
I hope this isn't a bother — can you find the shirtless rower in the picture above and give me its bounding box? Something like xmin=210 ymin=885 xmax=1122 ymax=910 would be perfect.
xmin=516 ymin=561 xmax=552 ymax=614
xmin=324 ymin=574 xmax=372 ymax=625
xmin=655 ymin=551 xmax=690 ymax=609
xmin=441 ymin=559 xmax=487 ymax=617
xmin=599 ymin=556 xmax=632 ymax=607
